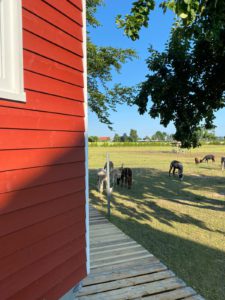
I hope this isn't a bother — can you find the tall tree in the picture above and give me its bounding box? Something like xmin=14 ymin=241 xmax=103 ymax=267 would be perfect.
xmin=87 ymin=0 xmax=137 ymax=129
xmin=129 ymin=129 xmax=139 ymax=142
xmin=113 ymin=133 xmax=121 ymax=142
xmin=151 ymin=131 xmax=167 ymax=141
xmin=121 ymin=133 xmax=129 ymax=142
xmin=116 ymin=0 xmax=225 ymax=148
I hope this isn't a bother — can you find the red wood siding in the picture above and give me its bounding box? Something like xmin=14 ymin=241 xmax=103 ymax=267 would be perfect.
xmin=0 ymin=1 xmax=86 ymax=299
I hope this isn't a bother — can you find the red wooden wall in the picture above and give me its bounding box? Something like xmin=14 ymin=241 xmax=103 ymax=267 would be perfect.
xmin=0 ymin=1 xmax=87 ymax=299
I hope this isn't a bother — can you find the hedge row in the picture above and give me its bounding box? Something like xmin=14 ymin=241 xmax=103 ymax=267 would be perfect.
xmin=88 ymin=142 xmax=172 ymax=147
xmin=88 ymin=141 xmax=225 ymax=147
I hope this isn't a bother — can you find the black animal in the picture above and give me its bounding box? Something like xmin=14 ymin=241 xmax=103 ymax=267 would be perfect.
xmin=117 ymin=166 xmax=132 ymax=189
xmin=200 ymin=154 xmax=215 ymax=163
xmin=169 ymin=160 xmax=183 ymax=180
xmin=221 ymin=157 xmax=225 ymax=171
xmin=104 ymin=161 xmax=114 ymax=172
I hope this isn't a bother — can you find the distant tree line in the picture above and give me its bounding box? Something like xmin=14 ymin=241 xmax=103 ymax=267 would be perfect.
xmin=89 ymin=127 xmax=223 ymax=143
xmin=89 ymin=129 xmax=173 ymax=142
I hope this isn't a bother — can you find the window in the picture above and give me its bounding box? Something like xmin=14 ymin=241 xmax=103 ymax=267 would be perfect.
xmin=0 ymin=0 xmax=25 ymax=102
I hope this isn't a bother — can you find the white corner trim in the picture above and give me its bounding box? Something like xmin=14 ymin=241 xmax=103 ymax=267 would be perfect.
xmin=82 ymin=0 xmax=90 ymax=275
xmin=0 ymin=0 xmax=26 ymax=102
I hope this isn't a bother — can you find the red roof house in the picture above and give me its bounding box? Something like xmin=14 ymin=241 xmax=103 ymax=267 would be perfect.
xmin=0 ymin=1 xmax=89 ymax=299
xmin=99 ymin=136 xmax=111 ymax=142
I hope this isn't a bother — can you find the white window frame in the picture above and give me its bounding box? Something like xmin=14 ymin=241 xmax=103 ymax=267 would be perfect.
xmin=0 ymin=0 xmax=26 ymax=102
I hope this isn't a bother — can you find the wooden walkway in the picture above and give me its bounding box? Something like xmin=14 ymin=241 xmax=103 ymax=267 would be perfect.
xmin=76 ymin=206 xmax=204 ymax=300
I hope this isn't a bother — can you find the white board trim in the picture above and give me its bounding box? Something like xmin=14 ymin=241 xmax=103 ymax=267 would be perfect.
xmin=82 ymin=0 xmax=90 ymax=275
xmin=0 ymin=0 xmax=26 ymax=102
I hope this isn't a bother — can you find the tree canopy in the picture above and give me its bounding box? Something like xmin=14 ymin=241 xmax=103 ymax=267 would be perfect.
xmin=117 ymin=0 xmax=225 ymax=148
xmin=87 ymin=0 xmax=137 ymax=129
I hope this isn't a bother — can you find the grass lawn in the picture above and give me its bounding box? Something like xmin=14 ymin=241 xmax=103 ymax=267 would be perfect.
xmin=89 ymin=145 xmax=225 ymax=300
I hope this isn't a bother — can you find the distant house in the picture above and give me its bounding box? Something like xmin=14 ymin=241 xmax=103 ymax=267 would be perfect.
xmin=99 ymin=136 xmax=111 ymax=142
xmin=0 ymin=1 xmax=88 ymax=300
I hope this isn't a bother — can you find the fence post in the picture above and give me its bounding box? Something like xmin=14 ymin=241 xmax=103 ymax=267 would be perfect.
xmin=106 ymin=153 xmax=111 ymax=218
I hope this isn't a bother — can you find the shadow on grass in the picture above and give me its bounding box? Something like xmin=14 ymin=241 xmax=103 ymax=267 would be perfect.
xmin=89 ymin=167 xmax=225 ymax=299
xmin=110 ymin=214 xmax=225 ymax=300
xmin=90 ymin=167 xmax=225 ymax=222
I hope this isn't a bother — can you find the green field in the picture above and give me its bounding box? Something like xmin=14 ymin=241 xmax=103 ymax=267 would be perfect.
xmin=89 ymin=145 xmax=225 ymax=300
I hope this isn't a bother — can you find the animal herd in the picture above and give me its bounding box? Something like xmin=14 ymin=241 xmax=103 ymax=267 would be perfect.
xmin=169 ymin=154 xmax=225 ymax=181
xmin=97 ymin=162 xmax=132 ymax=193
xmin=194 ymin=154 xmax=225 ymax=170
xmin=97 ymin=153 xmax=225 ymax=192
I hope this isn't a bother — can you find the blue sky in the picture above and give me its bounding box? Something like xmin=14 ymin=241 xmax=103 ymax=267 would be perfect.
xmin=88 ymin=0 xmax=225 ymax=138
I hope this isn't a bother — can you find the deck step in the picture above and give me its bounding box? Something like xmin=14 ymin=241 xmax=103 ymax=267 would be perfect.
xmin=76 ymin=205 xmax=205 ymax=300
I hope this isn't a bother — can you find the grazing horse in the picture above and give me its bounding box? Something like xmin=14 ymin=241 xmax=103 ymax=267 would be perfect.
xmin=200 ymin=154 xmax=215 ymax=163
xmin=169 ymin=160 xmax=183 ymax=180
xmin=221 ymin=157 xmax=225 ymax=171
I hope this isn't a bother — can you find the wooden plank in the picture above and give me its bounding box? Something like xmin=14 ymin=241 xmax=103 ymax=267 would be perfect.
xmin=0 ymin=161 xmax=85 ymax=193
xmin=184 ymin=295 xmax=205 ymax=300
xmin=83 ymin=263 xmax=167 ymax=286
xmin=0 ymin=241 xmax=86 ymax=299
xmin=24 ymin=51 xmax=83 ymax=87
xmin=90 ymin=220 xmax=109 ymax=225
xmin=0 ymin=91 xmax=85 ymax=116
xmin=35 ymin=265 xmax=86 ymax=300
xmin=23 ymin=31 xmax=83 ymax=71
xmin=0 ymin=208 xmax=84 ymax=259
xmin=0 ymin=177 xmax=84 ymax=215
xmin=90 ymin=223 xmax=114 ymax=229
xmin=0 ymin=225 xmax=85 ymax=281
xmin=91 ymin=243 xmax=141 ymax=255
xmin=0 ymin=106 xmax=84 ymax=132
xmin=79 ymin=270 xmax=175 ymax=296
xmin=141 ymin=287 xmax=197 ymax=300
xmin=90 ymin=236 xmax=132 ymax=247
xmin=91 ymin=230 xmax=131 ymax=239
xmin=91 ymin=241 xmax=137 ymax=252
xmin=92 ymin=253 xmax=154 ymax=269
xmin=24 ymin=70 xmax=83 ymax=101
xmin=90 ymin=229 xmax=128 ymax=238
xmin=91 ymin=256 xmax=160 ymax=274
xmin=0 ymin=147 xmax=84 ymax=172
xmin=44 ymin=0 xmax=83 ymax=25
xmin=23 ymin=0 xmax=82 ymax=40
xmin=0 ymin=129 xmax=84 ymax=149
xmin=90 ymin=222 xmax=117 ymax=228
xmin=7 ymin=253 xmax=86 ymax=300
xmin=0 ymin=193 xmax=85 ymax=237
xmin=68 ymin=0 xmax=82 ymax=11
xmin=77 ymin=278 xmax=186 ymax=300
xmin=90 ymin=233 xmax=130 ymax=242
xmin=23 ymin=9 xmax=82 ymax=56
xmin=91 ymin=248 xmax=150 ymax=262
xmin=89 ymin=216 xmax=106 ymax=222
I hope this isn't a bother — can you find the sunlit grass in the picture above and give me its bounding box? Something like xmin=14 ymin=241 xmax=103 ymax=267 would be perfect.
xmin=89 ymin=145 xmax=225 ymax=300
